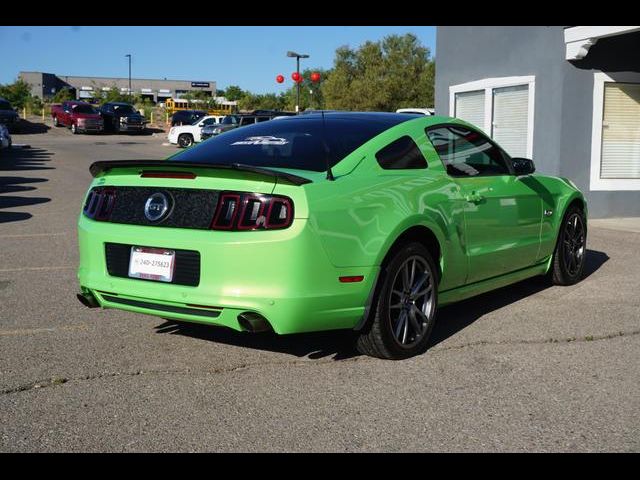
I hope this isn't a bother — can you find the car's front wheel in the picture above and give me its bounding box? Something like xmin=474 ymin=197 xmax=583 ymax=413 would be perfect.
xmin=178 ymin=133 xmax=194 ymax=148
xmin=71 ymin=123 xmax=78 ymax=134
xmin=356 ymin=242 xmax=438 ymax=360
xmin=53 ymin=116 xmax=59 ymax=127
xmin=549 ymin=205 xmax=587 ymax=285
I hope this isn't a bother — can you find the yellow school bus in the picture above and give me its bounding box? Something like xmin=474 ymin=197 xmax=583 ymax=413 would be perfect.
xmin=165 ymin=98 xmax=237 ymax=116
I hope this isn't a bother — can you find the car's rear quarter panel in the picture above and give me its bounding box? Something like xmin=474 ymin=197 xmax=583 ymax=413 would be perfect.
xmin=302 ymin=118 xmax=469 ymax=292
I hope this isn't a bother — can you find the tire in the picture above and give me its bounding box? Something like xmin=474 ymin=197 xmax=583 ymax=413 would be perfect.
xmin=178 ymin=133 xmax=194 ymax=148
xmin=548 ymin=205 xmax=587 ymax=286
xmin=113 ymin=120 xmax=120 ymax=134
xmin=71 ymin=123 xmax=78 ymax=134
xmin=356 ymin=242 xmax=439 ymax=360
xmin=53 ymin=116 xmax=59 ymax=127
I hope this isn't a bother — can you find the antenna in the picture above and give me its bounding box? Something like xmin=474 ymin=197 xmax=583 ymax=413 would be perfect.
xmin=321 ymin=110 xmax=335 ymax=181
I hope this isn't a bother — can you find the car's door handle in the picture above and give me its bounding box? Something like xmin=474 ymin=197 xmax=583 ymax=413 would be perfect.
xmin=465 ymin=192 xmax=484 ymax=204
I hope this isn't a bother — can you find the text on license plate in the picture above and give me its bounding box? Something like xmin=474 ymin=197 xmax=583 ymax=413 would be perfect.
xmin=128 ymin=246 xmax=175 ymax=282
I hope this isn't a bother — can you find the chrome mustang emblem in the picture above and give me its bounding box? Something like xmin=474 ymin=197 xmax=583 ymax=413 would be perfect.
xmin=144 ymin=192 xmax=170 ymax=222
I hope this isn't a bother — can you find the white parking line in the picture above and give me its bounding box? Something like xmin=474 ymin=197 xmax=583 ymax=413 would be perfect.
xmin=0 ymin=325 xmax=88 ymax=336
xmin=0 ymin=232 xmax=72 ymax=239
xmin=0 ymin=266 xmax=74 ymax=273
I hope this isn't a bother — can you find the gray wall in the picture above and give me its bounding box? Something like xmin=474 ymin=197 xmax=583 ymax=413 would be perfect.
xmin=435 ymin=26 xmax=640 ymax=218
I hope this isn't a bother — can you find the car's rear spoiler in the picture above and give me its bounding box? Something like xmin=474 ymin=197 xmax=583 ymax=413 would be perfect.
xmin=89 ymin=160 xmax=313 ymax=186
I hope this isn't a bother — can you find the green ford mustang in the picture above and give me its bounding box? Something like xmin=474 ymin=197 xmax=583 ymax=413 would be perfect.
xmin=77 ymin=112 xmax=587 ymax=359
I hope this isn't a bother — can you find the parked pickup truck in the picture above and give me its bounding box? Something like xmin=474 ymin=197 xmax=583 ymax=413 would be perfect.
xmin=51 ymin=101 xmax=104 ymax=134
xmin=99 ymin=102 xmax=146 ymax=133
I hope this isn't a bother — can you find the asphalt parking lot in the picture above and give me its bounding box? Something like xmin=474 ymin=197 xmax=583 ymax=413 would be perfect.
xmin=1 ymin=120 xmax=639 ymax=452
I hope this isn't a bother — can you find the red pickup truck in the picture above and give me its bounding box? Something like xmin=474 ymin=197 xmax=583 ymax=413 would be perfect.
xmin=51 ymin=101 xmax=104 ymax=134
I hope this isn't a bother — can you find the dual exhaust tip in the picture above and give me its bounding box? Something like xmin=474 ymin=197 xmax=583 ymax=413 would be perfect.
xmin=237 ymin=312 xmax=272 ymax=333
xmin=77 ymin=291 xmax=99 ymax=308
xmin=77 ymin=291 xmax=271 ymax=334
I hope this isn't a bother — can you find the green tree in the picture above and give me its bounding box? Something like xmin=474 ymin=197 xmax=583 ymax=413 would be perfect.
xmin=183 ymin=89 xmax=217 ymax=109
xmin=102 ymin=86 xmax=131 ymax=104
xmin=323 ymin=33 xmax=435 ymax=111
xmin=282 ymin=68 xmax=330 ymax=111
xmin=0 ymin=79 xmax=33 ymax=108
xmin=222 ymin=85 xmax=246 ymax=101
xmin=238 ymin=92 xmax=287 ymax=111
xmin=52 ymin=88 xmax=75 ymax=103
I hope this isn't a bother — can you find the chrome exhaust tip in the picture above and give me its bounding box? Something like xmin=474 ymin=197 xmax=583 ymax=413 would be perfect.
xmin=237 ymin=312 xmax=272 ymax=333
xmin=76 ymin=292 xmax=99 ymax=309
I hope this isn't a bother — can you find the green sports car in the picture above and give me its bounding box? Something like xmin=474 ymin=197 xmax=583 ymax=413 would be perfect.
xmin=77 ymin=112 xmax=587 ymax=359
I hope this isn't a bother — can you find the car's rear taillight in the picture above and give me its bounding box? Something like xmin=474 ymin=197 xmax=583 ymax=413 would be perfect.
xmin=83 ymin=187 xmax=116 ymax=221
xmin=211 ymin=192 xmax=293 ymax=231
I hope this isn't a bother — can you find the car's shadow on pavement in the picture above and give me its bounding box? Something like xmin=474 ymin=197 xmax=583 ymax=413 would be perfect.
xmin=155 ymin=249 xmax=609 ymax=361
xmin=0 ymin=146 xmax=53 ymax=224
xmin=15 ymin=120 xmax=51 ymax=135
xmin=428 ymin=249 xmax=609 ymax=349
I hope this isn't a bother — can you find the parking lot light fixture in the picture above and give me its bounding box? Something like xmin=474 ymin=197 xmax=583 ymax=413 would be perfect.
xmin=287 ymin=51 xmax=309 ymax=113
xmin=125 ymin=54 xmax=132 ymax=102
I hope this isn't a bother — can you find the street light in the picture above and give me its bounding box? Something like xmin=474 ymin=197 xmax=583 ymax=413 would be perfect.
xmin=125 ymin=54 xmax=132 ymax=101
xmin=287 ymin=50 xmax=309 ymax=113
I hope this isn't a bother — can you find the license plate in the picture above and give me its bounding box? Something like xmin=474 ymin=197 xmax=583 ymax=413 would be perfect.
xmin=128 ymin=246 xmax=175 ymax=282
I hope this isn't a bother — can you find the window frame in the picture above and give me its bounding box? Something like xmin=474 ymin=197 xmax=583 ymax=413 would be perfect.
xmin=590 ymin=72 xmax=640 ymax=191
xmin=449 ymin=75 xmax=535 ymax=159
xmin=425 ymin=123 xmax=515 ymax=178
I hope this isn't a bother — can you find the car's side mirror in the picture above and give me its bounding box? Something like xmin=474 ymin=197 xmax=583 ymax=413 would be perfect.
xmin=512 ymin=157 xmax=535 ymax=176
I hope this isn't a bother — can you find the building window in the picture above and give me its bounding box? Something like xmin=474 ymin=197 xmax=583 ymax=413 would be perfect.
xmin=601 ymin=84 xmax=640 ymax=179
xmin=449 ymin=76 xmax=535 ymax=159
xmin=454 ymin=90 xmax=485 ymax=133
xmin=590 ymin=73 xmax=640 ymax=190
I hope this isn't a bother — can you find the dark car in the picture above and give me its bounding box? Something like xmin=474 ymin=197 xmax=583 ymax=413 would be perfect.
xmin=171 ymin=110 xmax=207 ymax=127
xmin=100 ymin=102 xmax=146 ymax=133
xmin=0 ymin=98 xmax=21 ymax=133
xmin=200 ymin=112 xmax=292 ymax=140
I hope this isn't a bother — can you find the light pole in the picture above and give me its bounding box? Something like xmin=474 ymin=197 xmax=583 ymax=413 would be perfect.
xmin=287 ymin=50 xmax=309 ymax=113
xmin=125 ymin=54 xmax=132 ymax=101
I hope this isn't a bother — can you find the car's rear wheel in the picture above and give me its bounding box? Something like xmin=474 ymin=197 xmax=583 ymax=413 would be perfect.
xmin=549 ymin=205 xmax=587 ymax=285
xmin=356 ymin=242 xmax=438 ymax=360
xmin=178 ymin=133 xmax=194 ymax=148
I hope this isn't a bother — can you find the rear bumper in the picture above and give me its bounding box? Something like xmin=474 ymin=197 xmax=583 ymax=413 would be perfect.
xmin=77 ymin=216 xmax=377 ymax=334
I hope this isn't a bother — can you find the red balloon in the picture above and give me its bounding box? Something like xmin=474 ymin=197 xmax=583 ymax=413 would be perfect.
xmin=310 ymin=72 xmax=321 ymax=83
xmin=276 ymin=74 xmax=284 ymax=84
xmin=291 ymin=72 xmax=301 ymax=82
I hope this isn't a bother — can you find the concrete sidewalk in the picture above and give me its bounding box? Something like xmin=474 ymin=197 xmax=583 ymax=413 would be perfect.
xmin=589 ymin=217 xmax=640 ymax=233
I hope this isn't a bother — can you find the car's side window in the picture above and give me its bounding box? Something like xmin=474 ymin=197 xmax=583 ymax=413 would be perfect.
xmin=426 ymin=125 xmax=511 ymax=177
xmin=375 ymin=135 xmax=428 ymax=170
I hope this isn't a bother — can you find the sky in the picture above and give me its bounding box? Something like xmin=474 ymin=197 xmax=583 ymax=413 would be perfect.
xmin=0 ymin=26 xmax=436 ymax=94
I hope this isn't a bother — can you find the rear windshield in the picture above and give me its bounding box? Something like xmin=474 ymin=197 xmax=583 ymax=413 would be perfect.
xmin=172 ymin=116 xmax=398 ymax=172
xmin=73 ymin=104 xmax=97 ymax=114
xmin=0 ymin=100 xmax=12 ymax=110
xmin=113 ymin=105 xmax=135 ymax=114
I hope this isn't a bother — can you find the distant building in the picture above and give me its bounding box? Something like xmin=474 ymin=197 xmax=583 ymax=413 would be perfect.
xmin=435 ymin=26 xmax=640 ymax=218
xmin=19 ymin=71 xmax=217 ymax=104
